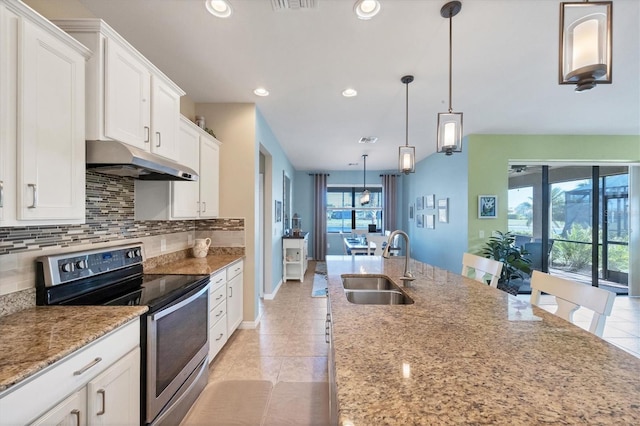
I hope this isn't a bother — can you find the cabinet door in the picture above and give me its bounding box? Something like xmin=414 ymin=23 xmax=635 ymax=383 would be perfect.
xmin=86 ymin=348 xmax=140 ymax=426
xmin=171 ymin=121 xmax=200 ymax=218
xmin=227 ymin=272 xmax=243 ymax=335
xmin=30 ymin=388 xmax=87 ymax=426
xmin=199 ymin=137 xmax=220 ymax=218
xmin=104 ymin=38 xmax=150 ymax=150
xmin=150 ymin=76 xmax=180 ymax=159
xmin=18 ymin=18 xmax=85 ymax=222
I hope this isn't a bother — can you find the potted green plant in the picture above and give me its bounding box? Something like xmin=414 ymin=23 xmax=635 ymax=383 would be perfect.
xmin=481 ymin=231 xmax=532 ymax=295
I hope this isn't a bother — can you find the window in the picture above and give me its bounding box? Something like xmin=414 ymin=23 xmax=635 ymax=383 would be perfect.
xmin=327 ymin=185 xmax=382 ymax=233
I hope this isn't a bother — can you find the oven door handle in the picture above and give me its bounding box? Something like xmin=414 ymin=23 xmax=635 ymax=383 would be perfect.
xmin=151 ymin=283 xmax=209 ymax=321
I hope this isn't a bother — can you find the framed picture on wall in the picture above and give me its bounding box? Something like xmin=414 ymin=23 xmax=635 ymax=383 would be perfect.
xmin=425 ymin=194 xmax=435 ymax=209
xmin=409 ymin=204 xmax=414 ymax=220
xmin=416 ymin=196 xmax=424 ymax=211
xmin=416 ymin=214 xmax=424 ymax=228
xmin=478 ymin=195 xmax=497 ymax=219
xmin=438 ymin=198 xmax=448 ymax=223
xmin=426 ymin=214 xmax=435 ymax=229
xmin=275 ymin=200 xmax=282 ymax=222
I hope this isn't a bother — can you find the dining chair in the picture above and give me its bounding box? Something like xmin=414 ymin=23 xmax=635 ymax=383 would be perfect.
xmin=461 ymin=253 xmax=503 ymax=288
xmin=530 ymin=270 xmax=615 ymax=337
xmin=338 ymin=231 xmax=350 ymax=255
xmin=367 ymin=235 xmax=388 ymax=256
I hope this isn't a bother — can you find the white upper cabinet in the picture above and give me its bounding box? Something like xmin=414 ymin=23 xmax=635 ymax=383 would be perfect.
xmin=53 ymin=19 xmax=184 ymax=160
xmin=135 ymin=116 xmax=221 ymax=220
xmin=0 ymin=0 xmax=89 ymax=226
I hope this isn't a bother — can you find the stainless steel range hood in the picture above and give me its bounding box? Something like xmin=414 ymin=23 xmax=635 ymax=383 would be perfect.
xmin=86 ymin=140 xmax=198 ymax=181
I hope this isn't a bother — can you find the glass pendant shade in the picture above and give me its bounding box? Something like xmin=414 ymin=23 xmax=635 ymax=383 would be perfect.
xmin=360 ymin=190 xmax=370 ymax=205
xmin=398 ymin=146 xmax=415 ymax=174
xmin=436 ymin=112 xmax=463 ymax=155
xmin=559 ymin=1 xmax=612 ymax=91
xmin=360 ymin=154 xmax=370 ymax=205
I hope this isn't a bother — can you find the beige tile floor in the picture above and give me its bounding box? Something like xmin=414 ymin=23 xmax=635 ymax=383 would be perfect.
xmin=204 ymin=261 xmax=328 ymax=423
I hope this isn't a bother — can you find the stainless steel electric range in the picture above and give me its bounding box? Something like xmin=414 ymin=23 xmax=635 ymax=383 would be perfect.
xmin=36 ymin=242 xmax=210 ymax=426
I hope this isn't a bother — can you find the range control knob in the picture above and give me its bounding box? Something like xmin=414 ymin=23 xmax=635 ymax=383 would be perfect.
xmin=61 ymin=263 xmax=74 ymax=272
xmin=75 ymin=260 xmax=87 ymax=269
xmin=134 ymin=249 xmax=142 ymax=257
xmin=126 ymin=250 xmax=135 ymax=259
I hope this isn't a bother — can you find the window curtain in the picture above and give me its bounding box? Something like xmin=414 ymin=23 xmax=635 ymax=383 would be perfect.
xmin=313 ymin=173 xmax=329 ymax=261
xmin=381 ymin=174 xmax=398 ymax=233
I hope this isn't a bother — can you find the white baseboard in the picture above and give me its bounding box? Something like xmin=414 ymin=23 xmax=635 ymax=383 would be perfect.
xmin=239 ymin=309 xmax=263 ymax=330
xmin=263 ymin=278 xmax=283 ymax=300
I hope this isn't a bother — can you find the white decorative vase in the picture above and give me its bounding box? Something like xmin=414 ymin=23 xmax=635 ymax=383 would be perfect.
xmin=192 ymin=238 xmax=211 ymax=258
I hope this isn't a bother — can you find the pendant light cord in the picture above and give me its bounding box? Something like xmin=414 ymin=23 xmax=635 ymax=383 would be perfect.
xmin=448 ymin=11 xmax=453 ymax=114
xmin=405 ymin=80 xmax=409 ymax=147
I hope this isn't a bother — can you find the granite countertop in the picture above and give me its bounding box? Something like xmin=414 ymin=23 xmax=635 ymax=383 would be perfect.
xmin=144 ymin=254 xmax=244 ymax=275
xmin=326 ymin=255 xmax=640 ymax=425
xmin=0 ymin=306 xmax=147 ymax=393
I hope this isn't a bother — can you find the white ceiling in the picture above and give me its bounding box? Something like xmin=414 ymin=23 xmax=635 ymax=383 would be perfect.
xmin=37 ymin=0 xmax=640 ymax=171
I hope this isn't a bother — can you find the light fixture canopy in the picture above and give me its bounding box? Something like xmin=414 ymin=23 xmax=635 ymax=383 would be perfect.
xmin=354 ymin=0 xmax=381 ymax=20
xmin=437 ymin=1 xmax=463 ymax=156
xmin=559 ymin=1 xmax=612 ymax=91
xmin=205 ymin=0 xmax=232 ymax=18
xmin=360 ymin=154 xmax=370 ymax=205
xmin=253 ymin=87 xmax=269 ymax=97
xmin=399 ymin=75 xmax=415 ymax=174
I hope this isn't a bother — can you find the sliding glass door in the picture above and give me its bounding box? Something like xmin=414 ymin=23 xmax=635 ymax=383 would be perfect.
xmin=508 ymin=164 xmax=629 ymax=294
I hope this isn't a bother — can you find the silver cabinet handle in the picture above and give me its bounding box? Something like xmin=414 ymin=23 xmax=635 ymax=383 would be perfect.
xmin=215 ymin=309 xmax=223 ymax=318
xmin=71 ymin=409 xmax=81 ymax=426
xmin=215 ymin=294 xmax=224 ymax=301
xmin=73 ymin=357 xmax=102 ymax=376
xmin=229 ymin=287 xmax=233 ymax=298
xmin=155 ymin=131 xmax=161 ymax=147
xmin=144 ymin=126 xmax=150 ymax=143
xmin=97 ymin=389 xmax=106 ymax=415
xmin=0 ymin=180 xmax=3 ymax=207
xmin=215 ymin=277 xmax=224 ymax=285
xmin=28 ymin=183 xmax=37 ymax=208
xmin=215 ymin=333 xmax=224 ymax=341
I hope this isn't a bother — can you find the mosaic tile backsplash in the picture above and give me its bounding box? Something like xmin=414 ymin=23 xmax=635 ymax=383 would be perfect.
xmin=0 ymin=171 xmax=245 ymax=308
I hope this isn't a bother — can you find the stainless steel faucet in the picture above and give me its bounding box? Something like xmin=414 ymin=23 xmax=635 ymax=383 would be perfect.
xmin=382 ymin=230 xmax=415 ymax=287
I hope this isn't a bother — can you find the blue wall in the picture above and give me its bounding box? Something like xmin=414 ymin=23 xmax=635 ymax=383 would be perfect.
xmin=255 ymin=109 xmax=295 ymax=293
xmin=404 ymin=148 xmax=469 ymax=273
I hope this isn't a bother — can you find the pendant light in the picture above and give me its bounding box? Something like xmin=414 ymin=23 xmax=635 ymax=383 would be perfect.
xmin=398 ymin=75 xmax=415 ymax=174
xmin=436 ymin=1 xmax=463 ymax=156
xmin=360 ymin=154 xmax=370 ymax=205
xmin=559 ymin=1 xmax=612 ymax=91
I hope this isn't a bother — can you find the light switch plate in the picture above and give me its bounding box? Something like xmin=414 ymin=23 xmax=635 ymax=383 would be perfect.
xmin=479 ymin=230 xmax=485 ymax=239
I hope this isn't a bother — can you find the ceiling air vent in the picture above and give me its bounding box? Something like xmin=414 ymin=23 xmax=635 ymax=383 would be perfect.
xmin=271 ymin=0 xmax=318 ymax=10
xmin=358 ymin=137 xmax=378 ymax=144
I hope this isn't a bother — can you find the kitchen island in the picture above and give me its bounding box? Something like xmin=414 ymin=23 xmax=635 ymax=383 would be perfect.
xmin=326 ymin=255 xmax=640 ymax=425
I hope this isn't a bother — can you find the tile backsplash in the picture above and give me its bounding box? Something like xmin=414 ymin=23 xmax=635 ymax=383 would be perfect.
xmin=0 ymin=171 xmax=244 ymax=314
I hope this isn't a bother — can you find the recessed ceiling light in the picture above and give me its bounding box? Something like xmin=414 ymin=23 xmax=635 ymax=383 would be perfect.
xmin=342 ymin=88 xmax=358 ymax=97
xmin=354 ymin=0 xmax=381 ymax=20
xmin=253 ymin=87 xmax=269 ymax=97
xmin=205 ymin=0 xmax=232 ymax=18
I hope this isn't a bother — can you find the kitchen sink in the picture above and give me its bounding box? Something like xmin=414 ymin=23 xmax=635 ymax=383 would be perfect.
xmin=341 ymin=276 xmax=400 ymax=291
xmin=344 ymin=290 xmax=414 ymax=305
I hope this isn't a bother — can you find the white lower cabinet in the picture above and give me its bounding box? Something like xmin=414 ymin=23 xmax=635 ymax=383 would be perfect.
xmin=0 ymin=319 xmax=140 ymax=426
xmin=208 ymin=260 xmax=244 ymax=362
xmin=226 ymin=261 xmax=244 ymax=336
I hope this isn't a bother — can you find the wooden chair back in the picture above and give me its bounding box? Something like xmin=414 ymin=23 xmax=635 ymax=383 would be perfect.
xmin=461 ymin=253 xmax=503 ymax=288
xmin=530 ymin=270 xmax=615 ymax=337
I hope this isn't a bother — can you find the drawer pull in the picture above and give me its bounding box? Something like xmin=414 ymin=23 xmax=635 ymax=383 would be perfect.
xmin=97 ymin=389 xmax=106 ymax=415
xmin=215 ymin=278 xmax=224 ymax=284
xmin=155 ymin=131 xmax=161 ymax=147
xmin=144 ymin=126 xmax=150 ymax=143
xmin=71 ymin=409 xmax=81 ymax=426
xmin=215 ymin=333 xmax=224 ymax=341
xmin=73 ymin=357 xmax=102 ymax=376
xmin=28 ymin=183 xmax=37 ymax=208
xmin=215 ymin=310 xmax=223 ymax=318
xmin=215 ymin=294 xmax=224 ymax=301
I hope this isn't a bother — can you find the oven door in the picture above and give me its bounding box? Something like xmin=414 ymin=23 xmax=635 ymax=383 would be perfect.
xmin=146 ymin=281 xmax=209 ymax=424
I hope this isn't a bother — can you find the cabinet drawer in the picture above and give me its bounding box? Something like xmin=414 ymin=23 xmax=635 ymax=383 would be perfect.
xmin=226 ymin=260 xmax=243 ymax=280
xmin=0 ymin=319 xmax=139 ymax=425
xmin=209 ymin=314 xmax=228 ymax=360
xmin=209 ymin=283 xmax=226 ymax=311
xmin=210 ymin=270 xmax=226 ymax=289
xmin=210 ymin=300 xmax=227 ymax=325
